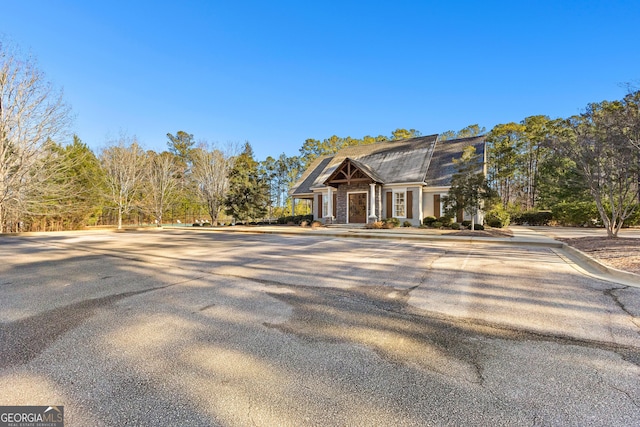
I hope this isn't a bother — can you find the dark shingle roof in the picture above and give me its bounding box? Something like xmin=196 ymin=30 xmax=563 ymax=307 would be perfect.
xmin=425 ymin=135 xmax=485 ymax=187
xmin=290 ymin=134 xmax=486 ymax=195
xmin=289 ymin=155 xmax=333 ymax=196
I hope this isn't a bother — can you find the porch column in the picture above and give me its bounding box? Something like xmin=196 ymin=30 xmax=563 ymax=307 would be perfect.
xmin=325 ymin=186 xmax=333 ymax=223
xmin=368 ymin=183 xmax=377 ymax=222
xmin=378 ymin=185 xmax=382 ymax=220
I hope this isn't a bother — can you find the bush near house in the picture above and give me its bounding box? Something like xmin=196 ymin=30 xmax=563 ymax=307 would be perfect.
xmin=474 ymin=224 xmax=484 ymax=230
xmin=278 ymin=214 xmax=313 ymax=224
xmin=402 ymin=220 xmax=412 ymax=227
xmin=383 ymin=218 xmax=401 ymax=228
xmin=423 ymin=216 xmax=437 ymax=226
xmin=485 ymin=216 xmax=504 ymax=228
xmin=451 ymin=222 xmax=461 ymax=230
xmin=440 ymin=216 xmax=454 ymax=226
xmin=432 ymin=221 xmax=443 ymax=228
xmin=365 ymin=221 xmax=384 ymax=229
xmin=484 ymin=206 xmax=510 ymax=228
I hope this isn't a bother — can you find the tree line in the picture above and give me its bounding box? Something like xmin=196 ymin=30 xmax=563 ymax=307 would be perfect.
xmin=1 ymin=38 xmax=639 ymax=236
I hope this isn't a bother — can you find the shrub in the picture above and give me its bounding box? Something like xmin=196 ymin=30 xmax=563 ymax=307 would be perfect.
xmin=383 ymin=217 xmax=400 ymax=228
xmin=551 ymin=202 xmax=598 ymax=226
xmin=365 ymin=221 xmax=384 ymax=229
xmin=484 ymin=205 xmax=510 ymax=228
xmin=624 ymin=204 xmax=640 ymax=226
xmin=423 ymin=216 xmax=437 ymax=226
xmin=473 ymin=224 xmax=484 ymax=230
xmin=192 ymin=223 xmax=201 ymax=227
xmin=277 ymin=214 xmax=314 ymax=225
xmin=201 ymin=222 xmax=211 ymax=227
xmin=311 ymin=220 xmax=322 ymax=228
xmin=432 ymin=221 xmax=443 ymax=228
xmin=512 ymin=210 xmax=552 ymax=226
xmin=461 ymin=220 xmax=472 ymax=227
xmin=485 ymin=217 xmax=503 ymax=228
xmin=450 ymin=222 xmax=461 ymax=230
xmin=300 ymin=220 xmax=309 ymax=227
xmin=439 ymin=216 xmax=453 ymax=226
xmin=402 ymin=220 xmax=412 ymax=227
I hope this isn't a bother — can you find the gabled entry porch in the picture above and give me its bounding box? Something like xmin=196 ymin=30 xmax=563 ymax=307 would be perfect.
xmin=322 ymin=157 xmax=384 ymax=224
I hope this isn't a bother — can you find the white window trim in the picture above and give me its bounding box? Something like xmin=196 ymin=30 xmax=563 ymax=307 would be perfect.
xmin=346 ymin=191 xmax=368 ymax=224
xmin=393 ymin=188 xmax=407 ymax=219
xmin=322 ymin=195 xmax=329 ymax=217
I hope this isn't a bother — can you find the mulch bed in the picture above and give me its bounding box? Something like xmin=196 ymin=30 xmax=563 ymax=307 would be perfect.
xmin=558 ymin=237 xmax=640 ymax=275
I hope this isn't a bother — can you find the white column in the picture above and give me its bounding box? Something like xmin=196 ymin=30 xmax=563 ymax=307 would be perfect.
xmin=326 ymin=186 xmax=333 ymax=223
xmin=369 ymin=183 xmax=377 ymax=222
xmin=418 ymin=189 xmax=423 ymax=225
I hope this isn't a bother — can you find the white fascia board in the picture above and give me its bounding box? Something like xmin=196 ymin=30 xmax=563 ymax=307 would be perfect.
xmin=382 ymin=182 xmax=427 ymax=189
xmin=422 ymin=186 xmax=450 ymax=193
xmin=311 ymin=185 xmax=336 ymax=192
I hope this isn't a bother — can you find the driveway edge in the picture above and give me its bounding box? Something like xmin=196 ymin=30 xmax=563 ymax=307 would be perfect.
xmin=560 ymin=243 xmax=640 ymax=287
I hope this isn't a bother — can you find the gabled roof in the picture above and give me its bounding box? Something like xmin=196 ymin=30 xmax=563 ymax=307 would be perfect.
xmin=288 ymin=155 xmax=333 ymax=196
xmin=323 ymin=157 xmax=386 ymax=185
xmin=290 ymin=134 xmax=486 ymax=196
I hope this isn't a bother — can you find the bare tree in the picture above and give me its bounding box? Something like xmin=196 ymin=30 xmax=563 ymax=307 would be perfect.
xmin=191 ymin=142 xmax=236 ymax=225
xmin=100 ymin=137 xmax=146 ymax=229
xmin=556 ymin=96 xmax=640 ymax=237
xmin=143 ymin=150 xmax=180 ymax=226
xmin=0 ymin=39 xmax=71 ymax=232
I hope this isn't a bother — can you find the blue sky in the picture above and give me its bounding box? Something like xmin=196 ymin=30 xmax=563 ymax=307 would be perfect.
xmin=1 ymin=1 xmax=638 ymax=160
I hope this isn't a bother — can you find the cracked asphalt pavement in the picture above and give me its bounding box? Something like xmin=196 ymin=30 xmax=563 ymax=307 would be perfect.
xmin=1 ymin=229 xmax=639 ymax=426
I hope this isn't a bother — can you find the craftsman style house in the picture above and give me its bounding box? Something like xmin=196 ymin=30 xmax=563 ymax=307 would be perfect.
xmin=289 ymin=134 xmax=486 ymax=226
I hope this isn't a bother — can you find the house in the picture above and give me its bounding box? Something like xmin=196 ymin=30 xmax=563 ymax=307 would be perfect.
xmin=289 ymin=134 xmax=486 ymax=226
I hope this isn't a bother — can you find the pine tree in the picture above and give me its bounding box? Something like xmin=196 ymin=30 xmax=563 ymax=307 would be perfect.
xmin=224 ymin=142 xmax=269 ymax=222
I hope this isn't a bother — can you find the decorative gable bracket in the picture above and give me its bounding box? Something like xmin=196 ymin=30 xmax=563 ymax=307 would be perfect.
xmin=323 ymin=157 xmax=385 ymax=186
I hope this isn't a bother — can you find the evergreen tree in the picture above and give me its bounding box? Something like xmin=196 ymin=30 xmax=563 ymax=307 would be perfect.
xmin=443 ymin=145 xmax=492 ymax=230
xmin=224 ymin=142 xmax=269 ymax=222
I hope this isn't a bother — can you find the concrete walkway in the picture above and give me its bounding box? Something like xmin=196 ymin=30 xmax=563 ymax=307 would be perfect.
xmin=163 ymin=224 xmax=640 ymax=288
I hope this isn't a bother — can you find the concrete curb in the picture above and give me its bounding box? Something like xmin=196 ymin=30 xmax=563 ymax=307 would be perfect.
xmin=560 ymin=243 xmax=640 ymax=286
xmin=163 ymin=224 xmax=565 ymax=248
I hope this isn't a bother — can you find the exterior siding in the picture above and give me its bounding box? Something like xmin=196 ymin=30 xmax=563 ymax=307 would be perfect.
xmin=383 ymin=187 xmax=422 ymax=226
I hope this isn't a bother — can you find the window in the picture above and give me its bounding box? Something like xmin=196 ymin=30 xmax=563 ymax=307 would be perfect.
xmin=322 ymin=196 xmax=329 ymax=217
xmin=394 ymin=191 xmax=406 ymax=217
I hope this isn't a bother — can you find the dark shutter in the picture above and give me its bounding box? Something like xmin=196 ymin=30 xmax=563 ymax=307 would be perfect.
xmin=386 ymin=192 xmax=393 ymax=218
xmin=318 ymin=194 xmax=323 ymax=218
xmin=406 ymin=190 xmax=413 ymax=219
xmin=333 ymin=193 xmax=337 ymax=217
xmin=434 ymin=194 xmax=440 ymax=218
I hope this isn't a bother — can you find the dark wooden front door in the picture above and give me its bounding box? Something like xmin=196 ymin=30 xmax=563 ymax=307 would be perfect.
xmin=348 ymin=193 xmax=367 ymax=223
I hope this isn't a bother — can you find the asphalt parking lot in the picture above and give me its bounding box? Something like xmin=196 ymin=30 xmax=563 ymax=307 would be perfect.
xmin=1 ymin=229 xmax=639 ymax=426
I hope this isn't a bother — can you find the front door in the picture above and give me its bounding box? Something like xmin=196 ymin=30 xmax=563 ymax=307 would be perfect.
xmin=348 ymin=193 xmax=367 ymax=223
